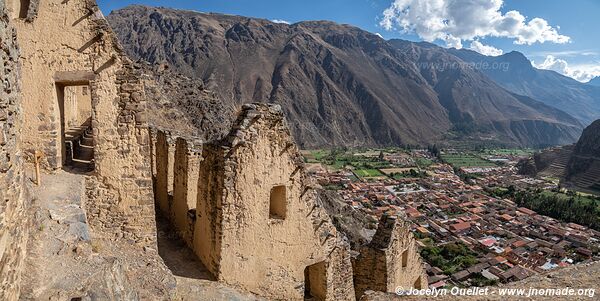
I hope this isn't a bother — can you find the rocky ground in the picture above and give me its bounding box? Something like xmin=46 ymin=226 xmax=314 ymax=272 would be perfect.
xmin=18 ymin=167 xmax=265 ymax=301
xmin=20 ymin=170 xmax=149 ymax=300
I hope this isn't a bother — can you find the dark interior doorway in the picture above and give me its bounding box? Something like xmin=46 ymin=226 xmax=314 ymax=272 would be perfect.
xmin=56 ymin=83 xmax=94 ymax=173
xmin=17 ymin=0 xmax=31 ymax=19
xmin=304 ymin=262 xmax=327 ymax=301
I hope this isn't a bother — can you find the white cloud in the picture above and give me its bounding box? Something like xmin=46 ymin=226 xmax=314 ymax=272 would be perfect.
xmin=469 ymin=40 xmax=503 ymax=56
xmin=271 ymin=19 xmax=290 ymax=25
xmin=531 ymin=50 xmax=599 ymax=58
xmin=533 ymin=55 xmax=600 ymax=82
xmin=380 ymin=0 xmax=570 ymax=48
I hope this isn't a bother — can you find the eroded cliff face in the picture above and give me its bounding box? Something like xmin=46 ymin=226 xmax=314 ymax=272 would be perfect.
xmin=0 ymin=6 xmax=30 ymax=300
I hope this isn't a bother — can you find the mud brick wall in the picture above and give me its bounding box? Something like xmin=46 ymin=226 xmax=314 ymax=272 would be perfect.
xmin=86 ymin=46 xmax=156 ymax=244
xmin=200 ymin=104 xmax=356 ymax=300
xmin=172 ymin=136 xmax=202 ymax=247
xmin=150 ymin=129 xmax=202 ymax=248
xmin=353 ymin=215 xmax=428 ymax=299
xmin=0 ymin=7 xmax=31 ymax=300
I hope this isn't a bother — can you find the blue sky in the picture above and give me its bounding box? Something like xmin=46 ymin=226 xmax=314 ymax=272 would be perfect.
xmin=97 ymin=0 xmax=600 ymax=82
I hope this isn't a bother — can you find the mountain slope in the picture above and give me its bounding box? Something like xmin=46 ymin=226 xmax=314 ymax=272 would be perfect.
xmin=107 ymin=5 xmax=583 ymax=148
xmin=566 ymin=120 xmax=600 ymax=192
xmin=448 ymin=49 xmax=600 ymax=124
xmin=588 ymin=77 xmax=600 ymax=87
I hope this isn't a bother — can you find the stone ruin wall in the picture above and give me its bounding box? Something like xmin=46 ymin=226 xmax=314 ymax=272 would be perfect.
xmin=6 ymin=0 xmax=156 ymax=245
xmin=150 ymin=104 xmax=430 ymax=300
xmin=0 ymin=5 xmax=31 ymax=300
xmin=214 ymin=104 xmax=355 ymax=300
xmin=151 ymin=127 xmax=201 ymax=247
xmin=2 ymin=0 xmax=430 ymax=298
xmin=150 ymin=104 xmax=358 ymax=300
xmin=353 ymin=215 xmax=428 ymax=299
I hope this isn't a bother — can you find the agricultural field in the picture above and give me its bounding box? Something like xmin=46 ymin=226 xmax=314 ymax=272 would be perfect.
xmin=353 ymin=169 xmax=384 ymax=178
xmin=415 ymin=158 xmax=434 ymax=167
xmin=441 ymin=153 xmax=497 ymax=168
xmin=302 ymin=149 xmax=396 ymax=170
xmin=379 ymin=167 xmax=416 ymax=175
xmin=482 ymin=148 xmax=534 ymax=157
xmin=301 ymin=149 xmax=331 ymax=163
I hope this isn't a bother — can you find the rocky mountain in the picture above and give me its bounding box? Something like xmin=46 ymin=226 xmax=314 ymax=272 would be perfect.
xmin=566 ymin=120 xmax=600 ymax=192
xmin=449 ymin=49 xmax=600 ymax=124
xmin=107 ymin=5 xmax=583 ymax=148
xmin=522 ymin=120 xmax=600 ymax=192
xmin=588 ymin=77 xmax=600 ymax=87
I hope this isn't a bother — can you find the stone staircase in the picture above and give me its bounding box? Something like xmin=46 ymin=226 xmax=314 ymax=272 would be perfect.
xmin=65 ymin=125 xmax=94 ymax=171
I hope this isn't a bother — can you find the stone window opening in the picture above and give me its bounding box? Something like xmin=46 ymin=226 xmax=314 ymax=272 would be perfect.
xmin=304 ymin=262 xmax=327 ymax=301
xmin=413 ymin=276 xmax=422 ymax=289
xmin=401 ymin=249 xmax=408 ymax=268
xmin=269 ymin=185 xmax=287 ymax=220
xmin=15 ymin=0 xmax=31 ymax=19
xmin=56 ymin=82 xmax=95 ymax=173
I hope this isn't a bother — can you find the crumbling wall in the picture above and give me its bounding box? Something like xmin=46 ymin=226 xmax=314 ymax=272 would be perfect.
xmin=353 ymin=215 xmax=428 ymax=299
xmin=152 ymin=130 xmax=202 ymax=247
xmin=193 ymin=143 xmax=224 ymax=277
xmin=207 ymin=104 xmax=355 ymax=300
xmin=155 ymin=130 xmax=171 ymax=215
xmin=172 ymin=137 xmax=201 ymax=246
xmin=0 ymin=6 xmax=30 ymax=300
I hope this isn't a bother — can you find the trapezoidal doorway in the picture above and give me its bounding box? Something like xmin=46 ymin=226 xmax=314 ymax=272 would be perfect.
xmin=304 ymin=261 xmax=327 ymax=301
xmin=56 ymin=83 xmax=94 ymax=173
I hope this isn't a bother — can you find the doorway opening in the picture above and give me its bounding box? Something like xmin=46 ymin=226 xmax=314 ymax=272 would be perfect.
xmin=304 ymin=261 xmax=327 ymax=301
xmin=11 ymin=0 xmax=31 ymax=19
xmin=414 ymin=276 xmax=422 ymax=289
xmin=56 ymin=83 xmax=94 ymax=173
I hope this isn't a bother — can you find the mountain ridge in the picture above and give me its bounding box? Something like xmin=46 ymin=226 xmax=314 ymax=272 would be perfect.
xmin=448 ymin=48 xmax=600 ymax=124
xmin=107 ymin=5 xmax=583 ymax=148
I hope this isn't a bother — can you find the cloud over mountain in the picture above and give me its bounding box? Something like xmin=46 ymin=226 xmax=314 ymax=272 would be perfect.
xmin=271 ymin=19 xmax=290 ymax=24
xmin=380 ymin=0 xmax=570 ymax=48
xmin=534 ymin=55 xmax=600 ymax=82
xmin=469 ymin=40 xmax=503 ymax=56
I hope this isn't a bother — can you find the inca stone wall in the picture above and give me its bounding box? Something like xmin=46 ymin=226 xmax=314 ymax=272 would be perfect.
xmin=151 ymin=104 xmax=357 ymax=300
xmin=0 ymin=5 xmax=30 ymax=300
xmin=210 ymin=104 xmax=356 ymax=300
xmin=8 ymin=0 xmax=157 ymax=244
xmin=172 ymin=136 xmax=201 ymax=246
xmin=150 ymin=103 xmax=432 ymax=300
xmin=353 ymin=215 xmax=428 ymax=299
xmin=153 ymin=128 xmax=201 ymax=247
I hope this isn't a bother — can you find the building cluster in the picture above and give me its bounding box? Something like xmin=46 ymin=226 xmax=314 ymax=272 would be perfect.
xmin=310 ymin=151 xmax=600 ymax=289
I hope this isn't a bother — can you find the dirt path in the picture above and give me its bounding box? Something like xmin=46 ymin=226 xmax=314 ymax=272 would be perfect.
xmin=155 ymin=214 xmax=265 ymax=300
